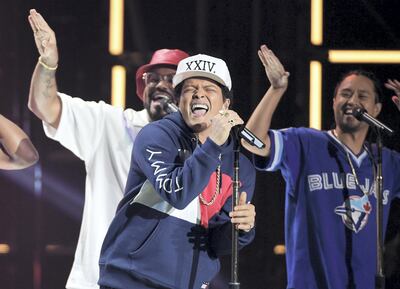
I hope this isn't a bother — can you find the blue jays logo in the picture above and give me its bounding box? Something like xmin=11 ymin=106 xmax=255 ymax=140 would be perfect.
xmin=334 ymin=195 xmax=372 ymax=233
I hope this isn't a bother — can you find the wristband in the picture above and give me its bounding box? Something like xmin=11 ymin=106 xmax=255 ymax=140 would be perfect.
xmin=38 ymin=56 xmax=58 ymax=71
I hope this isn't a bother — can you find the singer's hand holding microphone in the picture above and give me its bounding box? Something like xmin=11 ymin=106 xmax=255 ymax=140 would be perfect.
xmin=159 ymin=97 xmax=266 ymax=148
xmin=209 ymin=110 xmax=244 ymax=146
xmin=159 ymin=97 xmax=243 ymax=146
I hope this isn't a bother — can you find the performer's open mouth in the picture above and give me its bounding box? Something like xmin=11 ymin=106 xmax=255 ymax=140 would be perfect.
xmin=342 ymin=105 xmax=357 ymax=116
xmin=191 ymin=103 xmax=209 ymax=117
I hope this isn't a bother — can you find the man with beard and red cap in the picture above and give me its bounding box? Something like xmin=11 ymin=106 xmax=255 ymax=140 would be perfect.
xmin=27 ymin=9 xmax=188 ymax=289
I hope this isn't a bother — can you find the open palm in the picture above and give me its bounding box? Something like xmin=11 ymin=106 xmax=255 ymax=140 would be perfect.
xmin=258 ymin=45 xmax=289 ymax=89
xmin=385 ymin=79 xmax=400 ymax=111
xmin=28 ymin=9 xmax=58 ymax=67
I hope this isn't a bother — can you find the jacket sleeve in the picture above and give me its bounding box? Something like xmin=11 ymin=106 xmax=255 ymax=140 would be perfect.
xmin=130 ymin=123 xmax=223 ymax=209
xmin=208 ymin=155 xmax=256 ymax=256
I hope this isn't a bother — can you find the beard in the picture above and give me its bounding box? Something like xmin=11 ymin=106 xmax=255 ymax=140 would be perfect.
xmin=334 ymin=111 xmax=362 ymax=134
xmin=190 ymin=122 xmax=208 ymax=133
xmin=145 ymin=101 xmax=166 ymax=121
xmin=337 ymin=120 xmax=359 ymax=133
xmin=144 ymin=87 xmax=177 ymax=121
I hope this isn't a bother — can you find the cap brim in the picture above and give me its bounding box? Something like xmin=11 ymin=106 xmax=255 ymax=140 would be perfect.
xmin=172 ymin=71 xmax=227 ymax=89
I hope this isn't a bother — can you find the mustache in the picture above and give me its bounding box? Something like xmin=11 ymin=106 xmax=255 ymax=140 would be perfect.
xmin=341 ymin=104 xmax=364 ymax=114
xmin=148 ymin=87 xmax=176 ymax=101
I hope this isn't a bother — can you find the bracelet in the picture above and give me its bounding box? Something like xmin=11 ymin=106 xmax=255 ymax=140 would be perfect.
xmin=38 ymin=56 xmax=58 ymax=71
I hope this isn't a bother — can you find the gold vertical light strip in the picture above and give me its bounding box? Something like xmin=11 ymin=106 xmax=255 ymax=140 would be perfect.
xmin=0 ymin=244 xmax=10 ymax=254
xmin=328 ymin=50 xmax=400 ymax=63
xmin=109 ymin=0 xmax=126 ymax=107
xmin=109 ymin=0 xmax=124 ymax=55
xmin=309 ymin=61 xmax=322 ymax=130
xmin=111 ymin=65 xmax=126 ymax=108
xmin=311 ymin=0 xmax=323 ymax=45
xmin=273 ymin=244 xmax=286 ymax=255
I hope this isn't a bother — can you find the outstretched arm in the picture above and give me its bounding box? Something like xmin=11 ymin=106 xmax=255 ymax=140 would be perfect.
xmin=242 ymin=45 xmax=289 ymax=157
xmin=27 ymin=9 xmax=61 ymax=128
xmin=0 ymin=114 xmax=39 ymax=169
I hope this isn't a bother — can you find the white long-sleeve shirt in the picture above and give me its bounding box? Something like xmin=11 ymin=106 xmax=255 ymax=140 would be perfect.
xmin=43 ymin=92 xmax=149 ymax=289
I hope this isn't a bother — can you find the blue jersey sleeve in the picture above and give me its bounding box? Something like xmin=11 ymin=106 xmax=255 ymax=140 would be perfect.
xmin=253 ymin=127 xmax=310 ymax=198
xmin=128 ymin=123 xmax=223 ymax=209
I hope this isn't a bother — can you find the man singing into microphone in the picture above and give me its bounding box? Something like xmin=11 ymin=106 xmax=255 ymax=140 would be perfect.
xmin=243 ymin=44 xmax=400 ymax=289
xmin=99 ymin=54 xmax=256 ymax=289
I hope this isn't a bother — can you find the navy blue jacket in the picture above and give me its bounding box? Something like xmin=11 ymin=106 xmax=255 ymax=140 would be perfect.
xmin=99 ymin=112 xmax=256 ymax=289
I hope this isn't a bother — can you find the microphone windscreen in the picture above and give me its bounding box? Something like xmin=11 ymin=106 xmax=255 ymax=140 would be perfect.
xmin=351 ymin=107 xmax=366 ymax=120
xmin=159 ymin=98 xmax=178 ymax=113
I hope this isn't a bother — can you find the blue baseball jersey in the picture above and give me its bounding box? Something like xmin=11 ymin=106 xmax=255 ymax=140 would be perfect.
xmin=255 ymin=127 xmax=400 ymax=289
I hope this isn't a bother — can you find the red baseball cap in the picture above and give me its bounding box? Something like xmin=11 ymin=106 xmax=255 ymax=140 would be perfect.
xmin=135 ymin=49 xmax=189 ymax=101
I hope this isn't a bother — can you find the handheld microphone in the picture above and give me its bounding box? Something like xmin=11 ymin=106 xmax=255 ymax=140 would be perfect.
xmin=159 ymin=97 xmax=179 ymax=114
xmin=237 ymin=126 xmax=265 ymax=149
xmin=351 ymin=107 xmax=394 ymax=136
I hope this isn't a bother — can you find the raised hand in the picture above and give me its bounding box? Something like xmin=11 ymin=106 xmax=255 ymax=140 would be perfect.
xmin=258 ymin=44 xmax=289 ymax=90
xmin=385 ymin=79 xmax=400 ymax=111
xmin=28 ymin=9 xmax=58 ymax=67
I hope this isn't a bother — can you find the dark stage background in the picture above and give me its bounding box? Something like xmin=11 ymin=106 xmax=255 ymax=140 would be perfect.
xmin=1 ymin=1 xmax=400 ymax=288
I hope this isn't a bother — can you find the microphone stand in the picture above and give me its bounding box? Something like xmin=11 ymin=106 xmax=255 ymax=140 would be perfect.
xmin=375 ymin=128 xmax=385 ymax=289
xmin=227 ymin=125 xmax=263 ymax=289
xmin=229 ymin=129 xmax=241 ymax=289
xmin=352 ymin=107 xmax=393 ymax=288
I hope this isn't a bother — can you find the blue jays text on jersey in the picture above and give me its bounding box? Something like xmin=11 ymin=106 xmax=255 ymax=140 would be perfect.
xmin=307 ymin=171 xmax=389 ymax=204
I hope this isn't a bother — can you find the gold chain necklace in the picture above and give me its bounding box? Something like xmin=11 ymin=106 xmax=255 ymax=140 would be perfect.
xmin=332 ymin=129 xmax=376 ymax=196
xmin=199 ymin=154 xmax=221 ymax=206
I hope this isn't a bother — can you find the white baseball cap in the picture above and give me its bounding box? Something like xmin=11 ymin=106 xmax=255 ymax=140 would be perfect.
xmin=172 ymin=54 xmax=232 ymax=90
